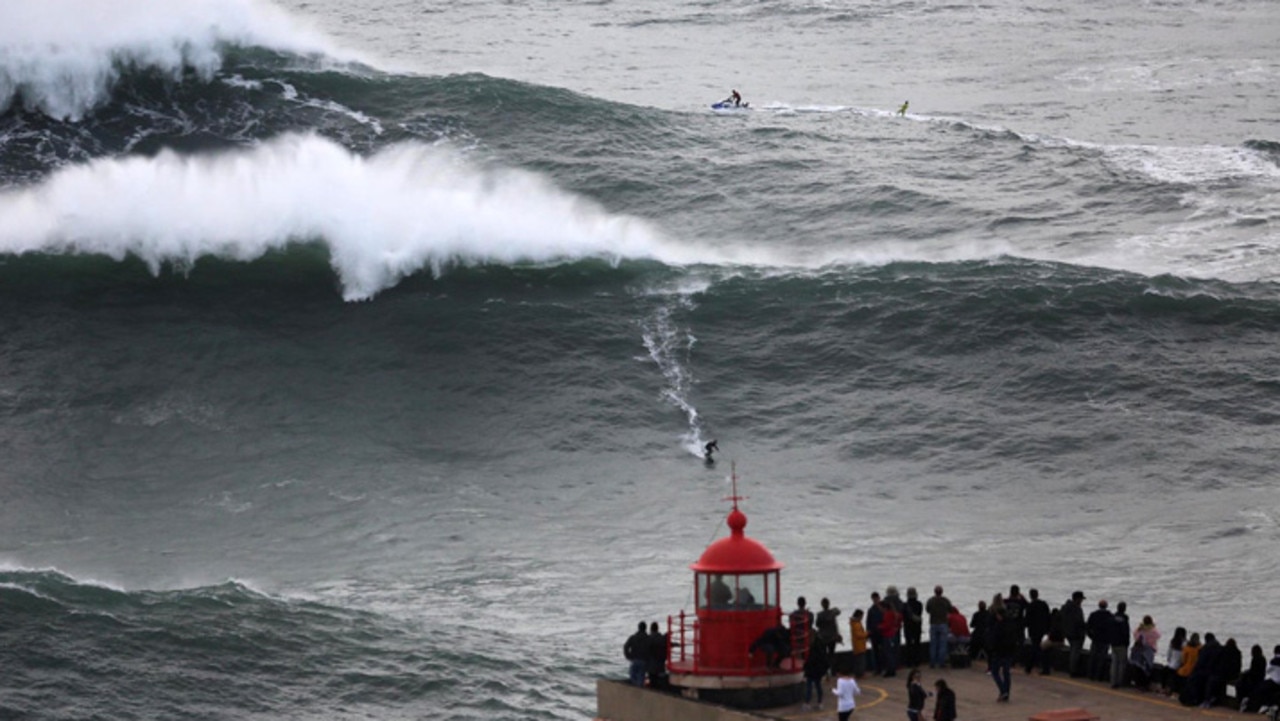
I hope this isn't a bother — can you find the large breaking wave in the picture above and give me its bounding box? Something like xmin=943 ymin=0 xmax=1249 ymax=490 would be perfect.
xmin=0 ymin=0 xmax=358 ymax=121
xmin=0 ymin=133 xmax=698 ymax=300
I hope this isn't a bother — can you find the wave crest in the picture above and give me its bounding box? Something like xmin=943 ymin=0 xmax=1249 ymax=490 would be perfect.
xmin=0 ymin=0 xmax=352 ymax=120
xmin=0 ymin=133 xmax=681 ymax=300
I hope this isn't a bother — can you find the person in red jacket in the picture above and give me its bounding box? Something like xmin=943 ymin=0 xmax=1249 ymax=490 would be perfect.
xmin=879 ymin=600 xmax=903 ymax=677
xmin=947 ymin=605 xmax=971 ymax=665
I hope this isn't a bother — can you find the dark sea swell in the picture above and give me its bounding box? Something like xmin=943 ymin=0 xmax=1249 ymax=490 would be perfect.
xmin=0 ymin=569 xmax=579 ymax=721
xmin=0 ymin=50 xmax=676 ymax=188
xmin=4 ymin=249 xmax=1279 ymax=489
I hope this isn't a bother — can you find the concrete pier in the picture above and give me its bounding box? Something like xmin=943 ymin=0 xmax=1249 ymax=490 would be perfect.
xmin=600 ymin=663 xmax=1262 ymax=721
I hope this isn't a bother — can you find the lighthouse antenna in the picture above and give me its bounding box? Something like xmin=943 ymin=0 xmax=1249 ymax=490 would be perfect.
xmin=723 ymin=461 xmax=747 ymax=510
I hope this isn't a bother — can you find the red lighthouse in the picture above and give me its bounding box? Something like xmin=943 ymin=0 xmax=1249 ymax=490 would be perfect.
xmin=665 ymin=473 xmax=802 ymax=707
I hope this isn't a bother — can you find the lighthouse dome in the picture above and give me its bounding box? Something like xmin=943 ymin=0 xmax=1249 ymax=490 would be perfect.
xmin=690 ymin=507 xmax=783 ymax=573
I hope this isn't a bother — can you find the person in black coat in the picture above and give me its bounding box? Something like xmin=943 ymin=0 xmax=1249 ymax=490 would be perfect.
xmin=1061 ymin=591 xmax=1087 ymax=677
xmin=1085 ymin=600 xmax=1114 ymax=681
xmin=624 ymin=621 xmax=649 ymax=686
xmin=866 ymin=592 xmax=885 ymax=674
xmin=904 ymin=587 xmax=924 ymax=667
xmin=1242 ymin=645 xmax=1280 ymax=713
xmin=750 ymin=621 xmax=791 ymax=669
xmin=1107 ymin=601 xmax=1131 ymax=688
xmin=969 ymin=600 xmax=991 ymax=662
xmin=803 ymin=637 xmax=831 ymax=708
xmin=906 ymin=669 xmax=927 ymax=721
xmin=646 ymin=621 xmax=669 ymax=690
xmin=1238 ymin=645 xmax=1269 ymax=709
xmin=933 ymin=679 xmax=957 ymax=721
xmin=1205 ymin=638 xmax=1243 ymax=707
xmin=1025 ymin=588 xmax=1051 ymax=674
xmin=988 ymin=606 xmax=1019 ymax=702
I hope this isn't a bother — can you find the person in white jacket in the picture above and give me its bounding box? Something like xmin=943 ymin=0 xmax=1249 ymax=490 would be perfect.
xmin=834 ymin=670 xmax=861 ymax=721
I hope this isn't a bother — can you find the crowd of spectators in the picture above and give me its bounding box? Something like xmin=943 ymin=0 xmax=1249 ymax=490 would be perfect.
xmin=625 ymin=582 xmax=1280 ymax=718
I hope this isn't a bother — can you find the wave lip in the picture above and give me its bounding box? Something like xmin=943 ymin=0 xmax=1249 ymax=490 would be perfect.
xmin=0 ymin=0 xmax=356 ymax=121
xmin=0 ymin=132 xmax=687 ymax=300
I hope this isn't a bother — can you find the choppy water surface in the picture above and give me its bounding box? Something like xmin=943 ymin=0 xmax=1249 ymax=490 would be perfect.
xmin=2 ymin=0 xmax=1278 ymax=718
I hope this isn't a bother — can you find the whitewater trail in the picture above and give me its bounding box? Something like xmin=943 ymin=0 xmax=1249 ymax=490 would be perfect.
xmin=639 ymin=297 xmax=711 ymax=458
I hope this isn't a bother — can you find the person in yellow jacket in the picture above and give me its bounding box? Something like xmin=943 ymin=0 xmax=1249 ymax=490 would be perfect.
xmin=850 ymin=608 xmax=870 ymax=677
xmin=1172 ymin=633 xmax=1202 ymax=697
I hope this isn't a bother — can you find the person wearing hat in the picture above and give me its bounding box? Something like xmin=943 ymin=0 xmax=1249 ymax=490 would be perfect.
xmin=1062 ymin=591 xmax=1087 ymax=677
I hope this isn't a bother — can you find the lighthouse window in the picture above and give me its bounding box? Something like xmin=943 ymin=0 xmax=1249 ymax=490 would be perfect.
xmin=697 ymin=572 xmax=778 ymax=610
xmin=701 ymin=573 xmax=735 ymax=609
xmin=733 ymin=574 xmax=767 ymax=610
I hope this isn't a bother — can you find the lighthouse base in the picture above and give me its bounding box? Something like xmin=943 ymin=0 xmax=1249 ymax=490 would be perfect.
xmin=597 ymin=678 xmax=803 ymax=721
xmin=668 ymin=671 xmax=804 ymax=710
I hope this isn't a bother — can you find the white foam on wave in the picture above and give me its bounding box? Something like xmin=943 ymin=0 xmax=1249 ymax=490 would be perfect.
xmin=1047 ymin=140 xmax=1280 ymax=281
xmin=1058 ymin=58 xmax=1277 ymax=94
xmin=0 ymin=0 xmax=359 ymax=120
xmin=0 ymin=562 xmax=129 ymax=593
xmin=0 ymin=132 xmax=702 ymax=300
xmin=1100 ymin=142 xmax=1280 ymax=186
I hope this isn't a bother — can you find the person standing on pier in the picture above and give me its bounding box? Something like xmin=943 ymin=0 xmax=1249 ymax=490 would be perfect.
xmin=904 ymin=587 xmax=924 ymax=667
xmin=879 ymin=598 xmax=904 ymax=677
xmin=646 ymin=621 xmax=670 ymax=690
xmin=849 ymin=609 xmax=870 ymax=677
xmin=1062 ymin=591 xmax=1087 ymax=677
xmin=624 ymin=621 xmax=649 ymax=686
xmin=925 ymin=586 xmax=952 ymax=669
xmin=1086 ymin=599 xmax=1114 ymax=681
xmin=802 ymin=636 xmax=830 ymax=709
xmin=790 ymin=596 xmax=815 ymax=662
xmin=816 ymin=597 xmax=843 ymax=665
xmin=1025 ymin=588 xmax=1050 ymax=674
xmin=867 ymin=592 xmax=885 ymax=674
xmin=988 ymin=599 xmax=1018 ymax=702
xmin=906 ymin=669 xmax=928 ymax=721
xmin=1109 ymin=601 xmax=1131 ymax=688
xmin=933 ymin=678 xmax=957 ymax=721
xmin=969 ymin=600 xmax=991 ymax=663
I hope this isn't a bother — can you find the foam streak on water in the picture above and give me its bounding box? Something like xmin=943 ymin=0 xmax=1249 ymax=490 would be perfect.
xmin=640 ymin=297 xmax=709 ymax=457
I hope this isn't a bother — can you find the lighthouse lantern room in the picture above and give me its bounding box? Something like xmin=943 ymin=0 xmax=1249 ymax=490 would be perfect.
xmin=665 ymin=471 xmax=802 ymax=706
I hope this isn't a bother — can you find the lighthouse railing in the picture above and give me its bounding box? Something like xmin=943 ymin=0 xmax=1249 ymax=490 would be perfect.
xmin=666 ymin=607 xmax=795 ymax=676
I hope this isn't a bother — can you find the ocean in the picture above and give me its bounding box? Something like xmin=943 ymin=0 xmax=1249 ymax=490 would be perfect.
xmin=2 ymin=0 xmax=1278 ymax=718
